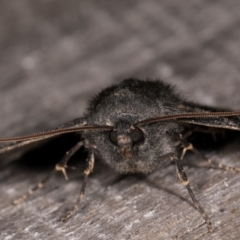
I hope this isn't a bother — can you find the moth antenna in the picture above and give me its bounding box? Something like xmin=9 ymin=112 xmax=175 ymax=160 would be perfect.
xmin=135 ymin=111 xmax=240 ymax=126
xmin=0 ymin=125 xmax=113 ymax=142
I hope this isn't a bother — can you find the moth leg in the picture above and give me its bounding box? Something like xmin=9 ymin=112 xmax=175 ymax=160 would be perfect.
xmin=61 ymin=148 xmax=95 ymax=222
xmin=180 ymin=137 xmax=240 ymax=172
xmin=180 ymin=138 xmax=193 ymax=161
xmin=171 ymin=154 xmax=212 ymax=232
xmin=13 ymin=141 xmax=83 ymax=205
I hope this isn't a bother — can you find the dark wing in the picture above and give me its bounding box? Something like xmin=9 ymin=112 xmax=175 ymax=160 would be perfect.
xmin=177 ymin=102 xmax=240 ymax=131
xmin=0 ymin=118 xmax=86 ymax=164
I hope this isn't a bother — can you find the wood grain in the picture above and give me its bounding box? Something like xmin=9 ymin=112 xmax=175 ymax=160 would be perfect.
xmin=0 ymin=1 xmax=240 ymax=239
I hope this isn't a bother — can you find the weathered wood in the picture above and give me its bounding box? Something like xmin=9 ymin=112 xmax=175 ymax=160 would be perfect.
xmin=1 ymin=1 xmax=240 ymax=239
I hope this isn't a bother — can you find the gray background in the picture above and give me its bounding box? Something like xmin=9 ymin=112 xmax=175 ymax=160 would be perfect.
xmin=0 ymin=1 xmax=240 ymax=239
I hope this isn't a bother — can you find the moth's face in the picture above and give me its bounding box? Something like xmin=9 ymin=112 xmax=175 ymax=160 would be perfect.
xmin=83 ymin=121 xmax=179 ymax=174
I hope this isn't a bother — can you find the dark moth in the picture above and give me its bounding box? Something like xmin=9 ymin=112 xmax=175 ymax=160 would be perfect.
xmin=1 ymin=79 xmax=240 ymax=232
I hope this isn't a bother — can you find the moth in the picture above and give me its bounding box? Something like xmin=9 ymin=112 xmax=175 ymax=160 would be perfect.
xmin=1 ymin=78 xmax=240 ymax=232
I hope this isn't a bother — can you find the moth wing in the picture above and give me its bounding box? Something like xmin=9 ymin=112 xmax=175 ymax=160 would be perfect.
xmin=0 ymin=117 xmax=86 ymax=164
xmin=177 ymin=102 xmax=240 ymax=131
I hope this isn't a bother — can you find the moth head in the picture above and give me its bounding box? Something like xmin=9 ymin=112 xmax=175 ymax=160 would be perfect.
xmin=108 ymin=121 xmax=144 ymax=157
xmin=82 ymin=113 xmax=179 ymax=174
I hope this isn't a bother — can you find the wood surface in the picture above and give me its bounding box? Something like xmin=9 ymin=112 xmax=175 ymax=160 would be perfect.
xmin=0 ymin=1 xmax=240 ymax=239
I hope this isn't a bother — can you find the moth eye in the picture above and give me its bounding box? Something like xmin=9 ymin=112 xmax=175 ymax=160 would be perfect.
xmin=109 ymin=130 xmax=118 ymax=144
xmin=130 ymin=127 xmax=144 ymax=144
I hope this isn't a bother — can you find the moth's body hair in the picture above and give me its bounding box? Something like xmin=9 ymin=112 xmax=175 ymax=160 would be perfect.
xmin=1 ymin=78 xmax=240 ymax=233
